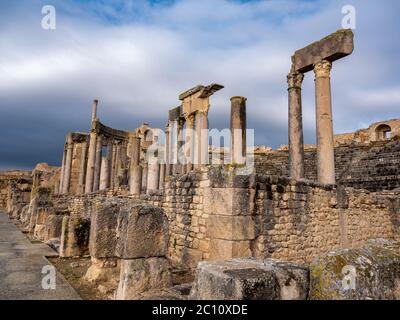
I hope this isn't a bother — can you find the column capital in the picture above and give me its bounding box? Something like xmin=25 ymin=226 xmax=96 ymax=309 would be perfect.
xmin=313 ymin=60 xmax=332 ymax=78
xmin=287 ymin=71 xmax=304 ymax=90
xmin=185 ymin=113 xmax=196 ymax=128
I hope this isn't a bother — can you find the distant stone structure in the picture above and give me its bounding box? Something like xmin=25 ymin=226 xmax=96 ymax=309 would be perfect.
xmin=1 ymin=29 xmax=400 ymax=300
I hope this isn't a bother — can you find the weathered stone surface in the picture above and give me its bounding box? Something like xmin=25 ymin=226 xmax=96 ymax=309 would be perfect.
xmin=203 ymin=187 xmax=251 ymax=216
xmin=292 ymin=29 xmax=354 ymax=73
xmin=89 ymin=200 xmax=120 ymax=258
xmin=116 ymin=204 xmax=169 ymax=259
xmin=116 ymin=257 xmax=172 ymax=300
xmin=207 ymin=215 xmax=257 ymax=240
xmin=84 ymin=257 xmax=120 ymax=284
xmin=189 ymin=258 xmax=309 ymax=300
xmin=209 ymin=239 xmax=252 ymax=260
xmin=309 ymin=239 xmax=400 ymax=300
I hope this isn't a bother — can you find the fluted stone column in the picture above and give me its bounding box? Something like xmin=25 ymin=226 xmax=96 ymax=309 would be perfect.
xmin=58 ymin=147 xmax=66 ymax=194
xmin=91 ymin=99 xmax=98 ymax=122
xmin=314 ymin=60 xmax=335 ymax=184
xmin=85 ymin=132 xmax=97 ymax=194
xmin=77 ymin=140 xmax=88 ymax=194
xmin=165 ymin=123 xmax=171 ymax=176
xmin=93 ymin=135 xmax=103 ymax=192
xmin=230 ymin=96 xmax=247 ymax=165
xmin=129 ymin=137 xmax=142 ymax=195
xmin=288 ymin=70 xmax=305 ymax=180
xmin=62 ymin=135 xmax=74 ymax=194
xmin=118 ymin=142 xmax=128 ymax=186
xmin=99 ymin=156 xmax=109 ymax=190
xmin=185 ymin=114 xmax=195 ymax=173
xmin=195 ymin=111 xmax=209 ymax=168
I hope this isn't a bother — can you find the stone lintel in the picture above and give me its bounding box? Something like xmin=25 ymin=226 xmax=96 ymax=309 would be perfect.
xmin=291 ymin=29 xmax=354 ymax=73
xmin=168 ymin=106 xmax=182 ymax=122
xmin=179 ymin=83 xmax=224 ymax=101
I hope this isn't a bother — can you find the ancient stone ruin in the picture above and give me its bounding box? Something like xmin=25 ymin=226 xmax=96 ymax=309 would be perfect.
xmin=1 ymin=29 xmax=400 ymax=300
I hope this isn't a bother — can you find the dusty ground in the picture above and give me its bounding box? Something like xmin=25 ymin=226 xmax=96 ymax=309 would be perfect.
xmin=48 ymin=256 xmax=109 ymax=300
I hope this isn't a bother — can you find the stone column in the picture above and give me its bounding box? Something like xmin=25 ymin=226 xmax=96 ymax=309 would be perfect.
xmin=159 ymin=164 xmax=165 ymax=191
xmin=110 ymin=142 xmax=117 ymax=189
xmin=142 ymin=164 xmax=148 ymax=193
xmin=314 ymin=60 xmax=335 ymax=184
xmin=58 ymin=146 xmax=67 ymax=194
xmin=118 ymin=142 xmax=128 ymax=186
xmin=114 ymin=143 xmax=121 ymax=187
xmin=174 ymin=119 xmax=184 ymax=175
xmin=288 ymin=70 xmax=305 ymax=180
xmin=165 ymin=123 xmax=171 ymax=176
xmin=91 ymin=99 xmax=98 ymax=122
xmin=147 ymin=159 xmax=160 ymax=194
xmin=93 ymin=135 xmax=103 ymax=192
xmin=230 ymin=96 xmax=247 ymax=165
xmin=107 ymin=141 xmax=113 ymax=187
xmin=62 ymin=134 xmax=74 ymax=194
xmin=99 ymin=156 xmax=109 ymax=191
xmin=185 ymin=114 xmax=195 ymax=173
xmin=129 ymin=137 xmax=142 ymax=195
xmin=85 ymin=132 xmax=97 ymax=194
xmin=195 ymin=111 xmax=209 ymax=168
xmin=77 ymin=139 xmax=88 ymax=194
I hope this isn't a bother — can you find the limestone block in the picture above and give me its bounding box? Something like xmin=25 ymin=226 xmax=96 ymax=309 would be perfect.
xmin=203 ymin=188 xmax=250 ymax=216
xmin=116 ymin=204 xmax=169 ymax=259
xmin=209 ymin=239 xmax=252 ymax=260
xmin=89 ymin=201 xmax=120 ymax=258
xmin=115 ymin=257 xmax=172 ymax=300
xmin=207 ymin=215 xmax=257 ymax=240
xmin=189 ymin=258 xmax=309 ymax=300
xmin=309 ymin=239 xmax=400 ymax=300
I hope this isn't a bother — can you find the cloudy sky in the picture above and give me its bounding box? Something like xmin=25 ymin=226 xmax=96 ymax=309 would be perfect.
xmin=0 ymin=0 xmax=399 ymax=170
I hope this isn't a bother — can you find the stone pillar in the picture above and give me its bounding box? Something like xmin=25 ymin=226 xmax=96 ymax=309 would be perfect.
xmin=99 ymin=156 xmax=109 ymax=191
xmin=174 ymin=119 xmax=184 ymax=175
xmin=118 ymin=142 xmax=128 ymax=186
xmin=159 ymin=164 xmax=165 ymax=191
xmin=85 ymin=132 xmax=97 ymax=194
xmin=288 ymin=70 xmax=305 ymax=180
xmin=110 ymin=142 xmax=117 ymax=189
xmin=230 ymin=96 xmax=247 ymax=165
xmin=107 ymin=141 xmax=113 ymax=188
xmin=58 ymin=146 xmax=66 ymax=194
xmin=195 ymin=111 xmax=209 ymax=168
xmin=165 ymin=123 xmax=171 ymax=176
xmin=147 ymin=160 xmax=160 ymax=193
xmin=142 ymin=164 xmax=148 ymax=192
xmin=314 ymin=60 xmax=335 ymax=184
xmin=185 ymin=114 xmax=195 ymax=173
xmin=62 ymin=134 xmax=74 ymax=194
xmin=129 ymin=137 xmax=142 ymax=195
xmin=114 ymin=143 xmax=121 ymax=187
xmin=92 ymin=99 xmax=98 ymax=122
xmin=93 ymin=135 xmax=103 ymax=192
xmin=77 ymin=140 xmax=88 ymax=194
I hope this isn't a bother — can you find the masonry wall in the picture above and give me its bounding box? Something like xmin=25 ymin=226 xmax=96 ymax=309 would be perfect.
xmin=206 ymin=171 xmax=400 ymax=264
xmin=255 ymin=138 xmax=400 ymax=192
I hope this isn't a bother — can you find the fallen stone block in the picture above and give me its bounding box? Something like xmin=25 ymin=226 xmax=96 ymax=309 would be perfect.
xmin=309 ymin=239 xmax=400 ymax=300
xmin=189 ymin=258 xmax=309 ymax=300
xmin=116 ymin=204 xmax=169 ymax=259
xmin=115 ymin=257 xmax=172 ymax=300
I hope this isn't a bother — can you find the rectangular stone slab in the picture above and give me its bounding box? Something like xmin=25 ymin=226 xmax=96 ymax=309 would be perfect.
xmin=292 ymin=29 xmax=354 ymax=73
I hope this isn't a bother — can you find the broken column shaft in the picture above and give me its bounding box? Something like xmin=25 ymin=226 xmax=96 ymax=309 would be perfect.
xmin=129 ymin=137 xmax=142 ymax=196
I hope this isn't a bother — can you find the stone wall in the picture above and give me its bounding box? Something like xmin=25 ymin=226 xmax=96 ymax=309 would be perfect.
xmin=0 ymin=171 xmax=32 ymax=210
xmin=206 ymin=170 xmax=400 ymax=264
xmin=255 ymin=137 xmax=400 ymax=191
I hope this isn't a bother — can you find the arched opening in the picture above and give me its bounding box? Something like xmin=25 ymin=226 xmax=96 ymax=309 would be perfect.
xmin=144 ymin=129 xmax=153 ymax=142
xmin=375 ymin=124 xmax=392 ymax=141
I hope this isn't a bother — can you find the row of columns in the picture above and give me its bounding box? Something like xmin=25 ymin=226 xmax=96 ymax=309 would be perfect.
xmin=288 ymin=59 xmax=335 ymax=184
